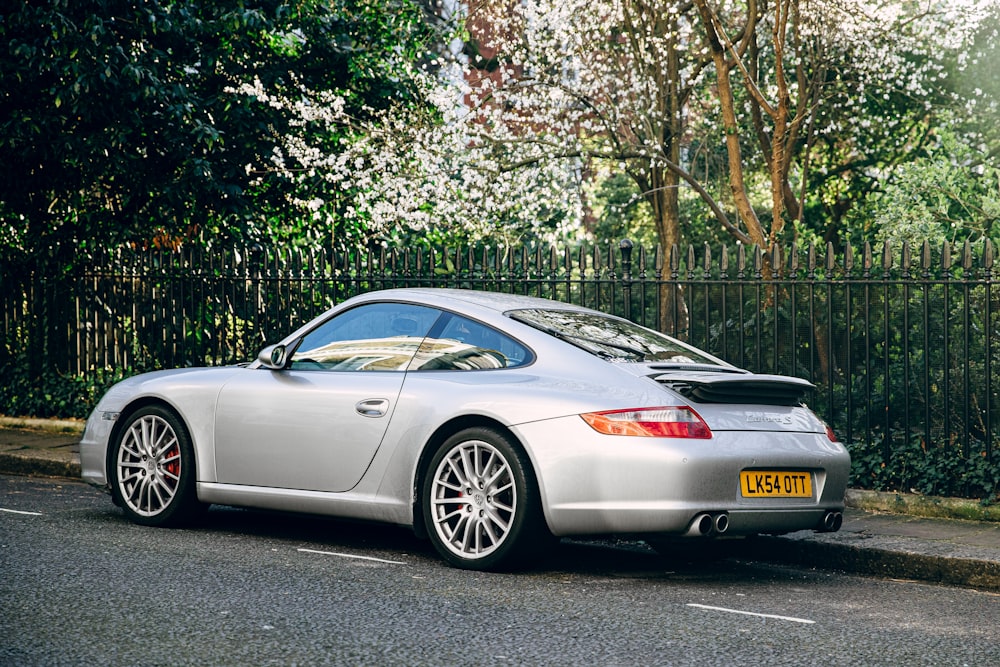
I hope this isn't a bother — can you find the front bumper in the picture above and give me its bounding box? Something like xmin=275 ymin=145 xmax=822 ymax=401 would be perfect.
xmin=78 ymin=409 xmax=117 ymax=488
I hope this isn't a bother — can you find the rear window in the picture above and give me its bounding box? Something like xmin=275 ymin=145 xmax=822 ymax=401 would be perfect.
xmin=508 ymin=308 xmax=720 ymax=365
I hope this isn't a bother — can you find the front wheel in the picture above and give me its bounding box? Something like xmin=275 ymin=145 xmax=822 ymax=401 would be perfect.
xmin=110 ymin=405 xmax=203 ymax=527
xmin=422 ymin=427 xmax=552 ymax=570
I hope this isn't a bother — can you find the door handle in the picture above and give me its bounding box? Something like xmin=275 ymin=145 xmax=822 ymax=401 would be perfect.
xmin=355 ymin=398 xmax=389 ymax=418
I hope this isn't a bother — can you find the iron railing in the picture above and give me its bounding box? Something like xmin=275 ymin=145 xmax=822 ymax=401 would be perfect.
xmin=2 ymin=239 xmax=997 ymax=475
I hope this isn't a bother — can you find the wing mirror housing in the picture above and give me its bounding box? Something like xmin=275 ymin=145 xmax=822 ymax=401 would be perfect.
xmin=257 ymin=344 xmax=289 ymax=370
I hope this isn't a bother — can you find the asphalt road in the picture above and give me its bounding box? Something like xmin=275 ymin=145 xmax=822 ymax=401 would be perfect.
xmin=2 ymin=475 xmax=999 ymax=666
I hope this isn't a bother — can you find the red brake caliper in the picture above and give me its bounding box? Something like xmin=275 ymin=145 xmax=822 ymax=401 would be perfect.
xmin=164 ymin=446 xmax=180 ymax=481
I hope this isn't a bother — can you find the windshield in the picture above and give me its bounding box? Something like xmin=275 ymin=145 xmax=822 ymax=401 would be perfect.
xmin=508 ymin=308 xmax=721 ymax=365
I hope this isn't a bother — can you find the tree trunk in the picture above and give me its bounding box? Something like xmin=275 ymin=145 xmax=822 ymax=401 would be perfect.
xmin=649 ymin=166 xmax=689 ymax=335
xmin=693 ymin=0 xmax=767 ymax=250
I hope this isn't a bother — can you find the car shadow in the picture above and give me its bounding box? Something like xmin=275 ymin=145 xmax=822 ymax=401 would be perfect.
xmin=184 ymin=505 xmax=761 ymax=580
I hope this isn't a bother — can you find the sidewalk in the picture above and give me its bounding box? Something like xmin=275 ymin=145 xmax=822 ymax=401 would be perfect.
xmin=3 ymin=417 xmax=1000 ymax=591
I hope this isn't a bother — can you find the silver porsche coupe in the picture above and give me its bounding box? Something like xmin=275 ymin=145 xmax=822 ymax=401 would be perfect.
xmin=80 ymin=288 xmax=850 ymax=570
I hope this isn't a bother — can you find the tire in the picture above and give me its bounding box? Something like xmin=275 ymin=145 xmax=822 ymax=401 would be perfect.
xmin=110 ymin=405 xmax=203 ymax=527
xmin=422 ymin=427 xmax=552 ymax=570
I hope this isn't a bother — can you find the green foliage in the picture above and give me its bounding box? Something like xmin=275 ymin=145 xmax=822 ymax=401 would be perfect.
xmin=849 ymin=433 xmax=1000 ymax=502
xmin=845 ymin=133 xmax=1000 ymax=248
xmin=0 ymin=0 xmax=434 ymax=273
xmin=586 ymin=172 xmax=659 ymax=248
xmin=0 ymin=355 xmax=154 ymax=420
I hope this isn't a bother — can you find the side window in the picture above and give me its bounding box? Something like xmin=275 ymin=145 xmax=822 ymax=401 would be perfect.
xmin=409 ymin=313 xmax=531 ymax=371
xmin=290 ymin=303 xmax=441 ymax=371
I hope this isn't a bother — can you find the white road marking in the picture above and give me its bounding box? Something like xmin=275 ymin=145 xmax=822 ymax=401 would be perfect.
xmin=297 ymin=548 xmax=406 ymax=565
xmin=0 ymin=508 xmax=43 ymax=516
xmin=687 ymin=603 xmax=816 ymax=625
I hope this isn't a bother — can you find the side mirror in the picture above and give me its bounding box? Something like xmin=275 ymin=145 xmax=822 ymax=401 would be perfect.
xmin=257 ymin=344 xmax=288 ymax=370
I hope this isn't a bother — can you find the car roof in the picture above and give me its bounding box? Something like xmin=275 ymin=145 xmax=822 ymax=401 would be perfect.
xmin=355 ymin=288 xmax=596 ymax=314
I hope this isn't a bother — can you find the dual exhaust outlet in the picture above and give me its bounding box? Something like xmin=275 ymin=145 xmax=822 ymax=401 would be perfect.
xmin=686 ymin=512 xmax=729 ymax=537
xmin=684 ymin=509 xmax=844 ymax=537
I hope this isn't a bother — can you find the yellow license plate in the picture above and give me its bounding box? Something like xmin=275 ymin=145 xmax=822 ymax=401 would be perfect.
xmin=740 ymin=471 xmax=812 ymax=498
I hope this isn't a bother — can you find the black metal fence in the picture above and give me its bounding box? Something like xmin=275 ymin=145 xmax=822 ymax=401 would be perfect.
xmin=2 ymin=239 xmax=998 ymax=483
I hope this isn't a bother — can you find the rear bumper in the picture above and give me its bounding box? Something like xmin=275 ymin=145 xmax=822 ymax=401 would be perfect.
xmin=512 ymin=416 xmax=851 ymax=537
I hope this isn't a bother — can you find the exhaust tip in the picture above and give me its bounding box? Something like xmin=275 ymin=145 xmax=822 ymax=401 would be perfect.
xmin=818 ymin=510 xmax=843 ymax=533
xmin=713 ymin=512 xmax=729 ymax=535
xmin=686 ymin=513 xmax=713 ymax=536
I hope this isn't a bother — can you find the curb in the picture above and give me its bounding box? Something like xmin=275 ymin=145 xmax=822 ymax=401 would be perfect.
xmin=0 ymin=451 xmax=81 ymax=479
xmin=745 ymin=532 xmax=1000 ymax=592
xmin=846 ymin=488 xmax=1000 ymax=523
xmin=0 ymin=416 xmax=84 ymax=480
xmin=0 ymin=416 xmax=85 ymax=434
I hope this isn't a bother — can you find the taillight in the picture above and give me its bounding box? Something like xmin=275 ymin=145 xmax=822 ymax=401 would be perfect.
xmin=580 ymin=407 xmax=712 ymax=438
xmin=825 ymin=423 xmax=838 ymax=442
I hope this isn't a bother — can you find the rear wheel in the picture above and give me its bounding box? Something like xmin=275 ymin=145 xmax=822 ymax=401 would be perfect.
xmin=422 ymin=427 xmax=552 ymax=570
xmin=110 ymin=405 xmax=203 ymax=526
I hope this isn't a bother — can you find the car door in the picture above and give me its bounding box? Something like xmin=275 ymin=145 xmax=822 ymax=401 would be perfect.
xmin=214 ymin=302 xmax=442 ymax=493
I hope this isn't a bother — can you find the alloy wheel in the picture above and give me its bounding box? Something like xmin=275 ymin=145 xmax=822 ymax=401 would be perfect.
xmin=116 ymin=414 xmax=183 ymax=517
xmin=428 ymin=439 xmax=517 ymax=560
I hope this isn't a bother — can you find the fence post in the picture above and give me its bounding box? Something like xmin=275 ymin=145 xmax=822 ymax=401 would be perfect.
xmin=619 ymin=238 xmax=633 ymax=322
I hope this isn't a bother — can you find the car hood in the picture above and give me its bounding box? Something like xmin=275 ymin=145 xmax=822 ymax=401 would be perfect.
xmin=93 ymin=367 xmax=243 ymax=412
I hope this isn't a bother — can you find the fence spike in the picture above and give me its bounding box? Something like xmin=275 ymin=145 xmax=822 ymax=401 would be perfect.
xmin=962 ymin=239 xmax=974 ymax=272
xmin=921 ymin=240 xmax=932 ymax=273
xmin=844 ymin=241 xmax=855 ymax=273
xmin=985 ymin=238 xmax=995 ymax=271
xmin=736 ymin=243 xmax=747 ymax=277
xmin=720 ymin=244 xmax=729 ymax=276
xmin=702 ymin=242 xmax=712 ymax=277
xmin=942 ymin=241 xmax=952 ymax=270
xmin=825 ymin=242 xmax=836 ymax=272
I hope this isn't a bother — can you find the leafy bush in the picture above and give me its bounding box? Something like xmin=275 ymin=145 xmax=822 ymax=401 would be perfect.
xmin=0 ymin=352 xmax=155 ymax=420
xmin=849 ymin=432 xmax=1000 ymax=503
